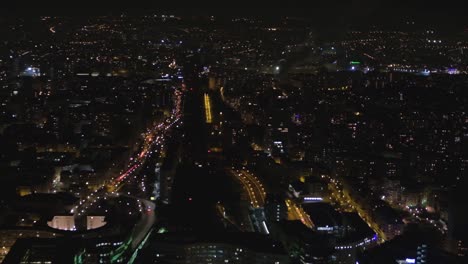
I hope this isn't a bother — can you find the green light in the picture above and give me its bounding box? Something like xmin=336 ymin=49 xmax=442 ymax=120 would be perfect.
xmin=350 ymin=61 xmax=360 ymax=65
xmin=110 ymin=237 xmax=133 ymax=263
xmin=74 ymin=249 xmax=85 ymax=264
xmin=128 ymin=229 xmax=154 ymax=264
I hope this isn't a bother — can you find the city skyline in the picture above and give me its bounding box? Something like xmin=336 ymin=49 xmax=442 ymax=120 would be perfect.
xmin=0 ymin=9 xmax=467 ymax=264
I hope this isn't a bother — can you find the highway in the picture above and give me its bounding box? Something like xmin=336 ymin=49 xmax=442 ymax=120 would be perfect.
xmin=230 ymin=169 xmax=266 ymax=208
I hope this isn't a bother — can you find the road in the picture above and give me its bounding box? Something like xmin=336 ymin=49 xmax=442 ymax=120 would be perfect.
xmin=66 ymin=83 xmax=183 ymax=264
xmin=204 ymin=93 xmax=213 ymax=123
xmin=71 ymin=87 xmax=182 ymax=219
xmin=132 ymin=200 xmax=155 ymax=249
xmin=115 ymin=194 xmax=155 ymax=249
xmin=285 ymin=199 xmax=314 ymax=229
xmin=229 ymin=169 xmax=266 ymax=208
xmin=325 ymin=175 xmax=386 ymax=242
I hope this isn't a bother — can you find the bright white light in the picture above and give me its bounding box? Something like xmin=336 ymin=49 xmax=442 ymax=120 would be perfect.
xmin=262 ymin=221 xmax=270 ymax=234
xmin=304 ymin=197 xmax=323 ymax=201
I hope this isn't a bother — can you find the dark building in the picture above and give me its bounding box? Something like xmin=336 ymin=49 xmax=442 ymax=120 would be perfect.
xmin=264 ymin=194 xmax=288 ymax=224
xmin=357 ymin=228 xmax=463 ymax=264
xmin=135 ymin=232 xmax=289 ymax=264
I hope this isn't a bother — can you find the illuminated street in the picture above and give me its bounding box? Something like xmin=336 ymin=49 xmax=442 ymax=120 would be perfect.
xmin=71 ymin=86 xmax=183 ymax=219
xmin=204 ymin=93 xmax=213 ymax=124
xmin=286 ymin=199 xmax=314 ymax=229
xmin=230 ymin=169 xmax=266 ymax=208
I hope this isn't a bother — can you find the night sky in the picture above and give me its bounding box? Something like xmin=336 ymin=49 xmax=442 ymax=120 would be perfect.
xmin=2 ymin=0 xmax=467 ymax=25
xmin=3 ymin=0 xmax=466 ymax=43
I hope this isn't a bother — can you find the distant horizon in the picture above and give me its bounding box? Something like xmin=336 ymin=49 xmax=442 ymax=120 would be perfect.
xmin=1 ymin=0 xmax=467 ymax=24
xmin=2 ymin=7 xmax=467 ymax=30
